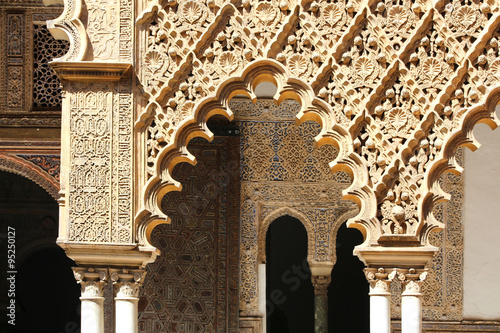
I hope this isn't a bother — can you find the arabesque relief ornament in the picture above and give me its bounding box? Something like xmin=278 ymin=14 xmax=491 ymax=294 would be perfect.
xmin=130 ymin=0 xmax=500 ymax=254
xmin=43 ymin=0 xmax=500 ymax=331
xmin=48 ymin=0 xmax=500 ymax=271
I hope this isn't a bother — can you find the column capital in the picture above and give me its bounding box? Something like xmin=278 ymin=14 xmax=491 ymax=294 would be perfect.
xmin=397 ymin=268 xmax=428 ymax=296
xmin=311 ymin=274 xmax=331 ymax=296
xmin=109 ymin=268 xmax=146 ymax=299
xmin=364 ymin=268 xmax=396 ymax=296
xmin=72 ymin=267 xmax=108 ymax=298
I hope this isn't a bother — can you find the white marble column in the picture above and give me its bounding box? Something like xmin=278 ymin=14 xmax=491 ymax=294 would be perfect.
xmin=365 ymin=268 xmax=395 ymax=333
xmin=110 ymin=269 xmax=146 ymax=333
xmin=73 ymin=267 xmax=108 ymax=333
xmin=400 ymin=269 xmax=427 ymax=333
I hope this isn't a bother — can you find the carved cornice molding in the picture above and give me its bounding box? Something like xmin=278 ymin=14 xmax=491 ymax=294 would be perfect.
xmin=354 ymin=246 xmax=437 ymax=269
xmin=0 ymin=116 xmax=61 ymax=128
xmin=61 ymin=244 xmax=159 ymax=269
xmin=51 ymin=62 xmax=132 ymax=81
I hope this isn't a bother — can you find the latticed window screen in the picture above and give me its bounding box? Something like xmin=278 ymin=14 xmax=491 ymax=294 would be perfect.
xmin=32 ymin=24 xmax=69 ymax=110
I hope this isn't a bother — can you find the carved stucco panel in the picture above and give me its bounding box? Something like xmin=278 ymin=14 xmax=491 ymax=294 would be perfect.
xmin=391 ymin=149 xmax=465 ymax=321
xmin=133 ymin=0 xmax=500 ymax=250
xmin=66 ymin=81 xmax=133 ymax=243
xmin=86 ymin=0 xmax=119 ymax=60
xmin=68 ymin=83 xmax=113 ymax=242
xmin=228 ymin=99 xmax=357 ymax=316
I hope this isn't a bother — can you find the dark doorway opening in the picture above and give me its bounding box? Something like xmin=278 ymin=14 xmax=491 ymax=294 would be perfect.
xmin=328 ymin=223 xmax=369 ymax=333
xmin=0 ymin=172 xmax=80 ymax=333
xmin=265 ymin=215 xmax=314 ymax=333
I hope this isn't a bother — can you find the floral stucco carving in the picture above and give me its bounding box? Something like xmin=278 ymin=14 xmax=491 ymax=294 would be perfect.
xmin=131 ymin=0 xmax=500 ymax=253
xmin=48 ymin=0 xmax=500 ymax=267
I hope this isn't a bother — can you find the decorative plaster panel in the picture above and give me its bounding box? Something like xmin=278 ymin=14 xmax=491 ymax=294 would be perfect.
xmin=391 ymin=149 xmax=465 ymax=321
xmin=132 ymin=0 xmax=500 ymax=254
xmin=66 ymin=80 xmax=133 ymax=244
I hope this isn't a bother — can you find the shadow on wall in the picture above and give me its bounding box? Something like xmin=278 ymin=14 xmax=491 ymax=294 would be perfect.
xmin=328 ymin=223 xmax=369 ymax=333
xmin=463 ymin=111 xmax=500 ymax=320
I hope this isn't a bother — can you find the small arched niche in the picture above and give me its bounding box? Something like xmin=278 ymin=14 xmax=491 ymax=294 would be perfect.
xmin=265 ymin=215 xmax=314 ymax=333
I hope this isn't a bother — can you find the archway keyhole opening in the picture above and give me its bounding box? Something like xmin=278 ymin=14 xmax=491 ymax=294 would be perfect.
xmin=265 ymin=215 xmax=314 ymax=333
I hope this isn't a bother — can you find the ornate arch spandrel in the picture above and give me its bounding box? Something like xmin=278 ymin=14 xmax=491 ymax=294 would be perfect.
xmin=45 ymin=0 xmax=500 ymax=271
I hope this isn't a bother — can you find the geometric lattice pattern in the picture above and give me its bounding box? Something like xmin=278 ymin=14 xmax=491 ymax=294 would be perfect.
xmin=32 ymin=25 xmax=69 ymax=110
xmin=232 ymin=99 xmax=349 ymax=183
xmin=139 ymin=138 xmax=240 ymax=333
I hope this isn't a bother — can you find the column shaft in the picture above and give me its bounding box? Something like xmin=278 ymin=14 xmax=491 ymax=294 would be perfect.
xmin=314 ymin=293 xmax=328 ymax=333
xmin=311 ymin=274 xmax=331 ymax=333
xmin=401 ymin=293 xmax=422 ymax=333
xmin=115 ymin=297 xmax=139 ymax=333
xmin=110 ymin=269 xmax=146 ymax=333
xmin=365 ymin=268 xmax=395 ymax=333
xmin=73 ymin=268 xmax=108 ymax=333
xmin=400 ymin=269 xmax=427 ymax=333
xmin=81 ymin=297 xmax=105 ymax=333
xmin=370 ymin=294 xmax=391 ymax=333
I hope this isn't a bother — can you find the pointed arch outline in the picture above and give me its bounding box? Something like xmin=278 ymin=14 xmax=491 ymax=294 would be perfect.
xmin=415 ymin=86 xmax=500 ymax=246
xmin=329 ymin=209 xmax=360 ymax=265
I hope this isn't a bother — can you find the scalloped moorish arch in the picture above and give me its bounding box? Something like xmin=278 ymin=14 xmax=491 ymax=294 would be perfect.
xmin=138 ymin=59 xmax=500 ymax=251
xmin=136 ymin=59 xmax=362 ymax=248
